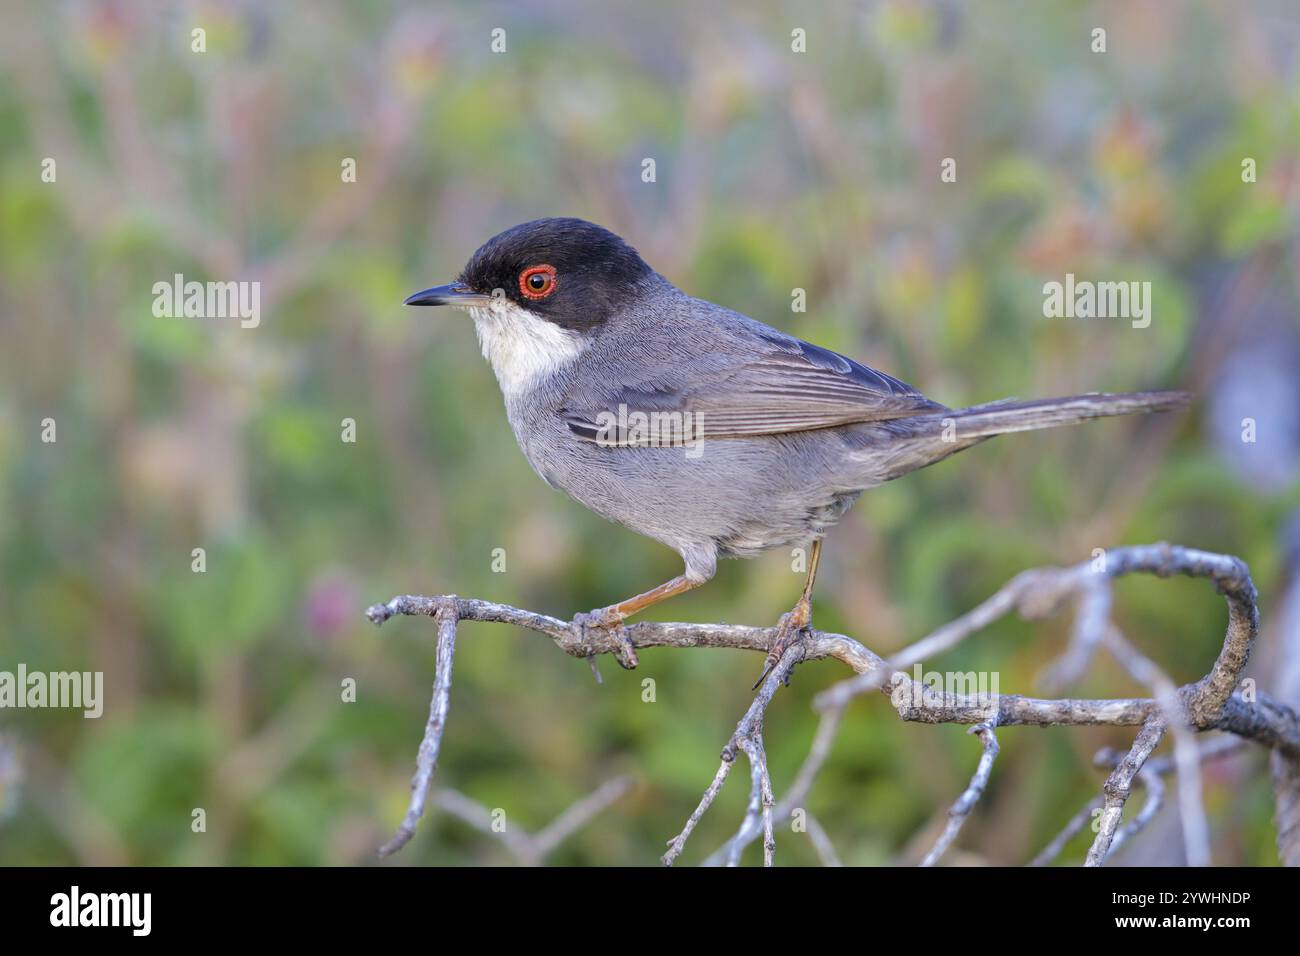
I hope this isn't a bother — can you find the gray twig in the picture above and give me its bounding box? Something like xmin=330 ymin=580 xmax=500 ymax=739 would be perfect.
xmin=367 ymin=544 xmax=1298 ymax=863
xmin=1109 ymin=767 xmax=1165 ymax=858
xmin=1031 ymin=736 xmax=1243 ymax=867
xmin=1030 ymin=795 xmax=1105 ymax=868
xmin=804 ymin=813 xmax=843 ymax=867
xmin=919 ymin=721 xmax=1000 ymax=867
xmin=434 ymin=775 xmax=633 ymax=866
xmin=1085 ymin=717 xmax=1166 ymax=866
xmin=673 ymin=645 xmax=802 ymax=867
xmin=1104 ymin=628 xmax=1211 ymax=866
xmin=377 ymin=601 xmax=458 ymax=857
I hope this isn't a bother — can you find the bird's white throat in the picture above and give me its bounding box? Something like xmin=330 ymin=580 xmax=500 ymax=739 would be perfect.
xmin=467 ymin=301 xmax=586 ymax=398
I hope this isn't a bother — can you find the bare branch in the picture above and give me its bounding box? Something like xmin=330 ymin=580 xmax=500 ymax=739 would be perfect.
xmin=434 ymin=776 xmax=633 ymax=866
xmin=1031 ymin=796 xmax=1104 ymax=868
xmin=1267 ymin=521 xmax=1300 ymax=865
xmin=804 ymin=813 xmax=843 ymax=867
xmin=730 ymin=736 xmax=776 ymax=867
xmin=1273 ymin=753 xmax=1300 ymax=866
xmin=1104 ymin=628 xmax=1210 ymax=866
xmin=534 ymin=776 xmax=635 ymax=858
xmin=1109 ymin=767 xmax=1165 ymax=858
xmin=661 ymin=757 xmax=735 ymax=866
xmin=433 ymin=789 xmax=536 ymax=862
xmin=377 ymin=601 xmax=458 ymax=857
xmin=366 ymin=544 xmax=1299 ymax=863
xmin=919 ymin=722 xmax=1000 ymax=867
xmin=1032 ymin=736 xmax=1243 ymax=867
xmin=1094 ymin=733 xmax=1245 ymax=774
xmin=1086 ymin=717 xmax=1166 ymax=866
xmin=684 ymin=647 xmax=803 ymax=867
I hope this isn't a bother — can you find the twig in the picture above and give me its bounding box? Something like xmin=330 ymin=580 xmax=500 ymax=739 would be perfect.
xmin=1104 ymin=628 xmax=1211 ymax=866
xmin=1030 ymin=736 xmax=1242 ymax=866
xmin=1095 ymin=733 xmax=1244 ymax=774
xmin=705 ymin=544 xmax=1288 ymax=865
xmin=1267 ymin=516 xmax=1300 ymax=864
xmin=434 ymin=789 xmax=536 ymax=862
xmin=1030 ymin=796 xmax=1104 ymax=868
xmin=1109 ymin=767 xmax=1165 ymax=858
xmin=730 ymin=736 xmax=776 ymax=867
xmin=377 ymin=600 xmax=458 ymax=857
xmin=804 ymin=813 xmax=843 ymax=867
xmin=535 ymin=775 xmax=636 ymax=858
xmin=367 ymin=544 xmax=1300 ymax=862
xmin=661 ymin=757 xmax=735 ymax=866
xmin=672 ymin=645 xmax=802 ymax=867
xmin=434 ymin=775 xmax=633 ymax=866
xmin=1085 ymin=717 xmax=1166 ymax=866
xmin=919 ymin=721 xmax=1000 ymax=867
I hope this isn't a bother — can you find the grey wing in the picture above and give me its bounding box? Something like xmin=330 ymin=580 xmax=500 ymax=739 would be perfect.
xmin=560 ymin=328 xmax=944 ymax=445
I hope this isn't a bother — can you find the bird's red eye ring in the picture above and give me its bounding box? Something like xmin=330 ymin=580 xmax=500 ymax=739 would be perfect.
xmin=519 ymin=264 xmax=558 ymax=300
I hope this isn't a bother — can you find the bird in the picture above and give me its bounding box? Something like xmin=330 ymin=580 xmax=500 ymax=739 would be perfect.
xmin=405 ymin=217 xmax=1190 ymax=686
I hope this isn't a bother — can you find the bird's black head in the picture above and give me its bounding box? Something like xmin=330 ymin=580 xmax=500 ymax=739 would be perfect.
xmin=405 ymin=218 xmax=655 ymax=332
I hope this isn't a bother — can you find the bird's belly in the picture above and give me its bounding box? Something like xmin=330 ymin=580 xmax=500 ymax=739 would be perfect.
xmin=514 ymin=414 xmax=868 ymax=558
xmin=713 ymin=490 xmax=861 ymax=558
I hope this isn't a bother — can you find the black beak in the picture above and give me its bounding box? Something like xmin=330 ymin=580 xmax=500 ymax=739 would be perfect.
xmin=403 ymin=282 xmax=493 ymax=307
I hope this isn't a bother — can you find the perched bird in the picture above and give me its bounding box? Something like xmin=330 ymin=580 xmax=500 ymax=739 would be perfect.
xmin=406 ymin=218 xmax=1189 ymax=685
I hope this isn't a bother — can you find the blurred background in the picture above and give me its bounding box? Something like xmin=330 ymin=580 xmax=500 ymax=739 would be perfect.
xmin=2 ymin=0 xmax=1300 ymax=866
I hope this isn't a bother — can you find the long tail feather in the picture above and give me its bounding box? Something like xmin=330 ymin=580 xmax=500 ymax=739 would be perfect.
xmin=921 ymin=390 xmax=1191 ymax=439
xmin=856 ymin=390 xmax=1191 ymax=485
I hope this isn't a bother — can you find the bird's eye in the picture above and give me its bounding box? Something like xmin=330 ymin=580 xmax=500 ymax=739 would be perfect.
xmin=519 ymin=264 xmax=558 ymax=300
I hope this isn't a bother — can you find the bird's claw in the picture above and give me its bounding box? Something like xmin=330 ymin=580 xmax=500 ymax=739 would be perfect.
xmin=571 ymin=608 xmax=639 ymax=670
xmin=753 ymin=607 xmax=811 ymax=689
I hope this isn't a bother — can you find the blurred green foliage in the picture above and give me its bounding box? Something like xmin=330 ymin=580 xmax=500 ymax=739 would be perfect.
xmin=1 ymin=0 xmax=1299 ymax=865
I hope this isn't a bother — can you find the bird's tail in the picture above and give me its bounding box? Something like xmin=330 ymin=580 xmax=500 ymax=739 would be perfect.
xmin=925 ymin=389 xmax=1191 ymax=439
xmin=855 ymin=390 xmax=1191 ymax=484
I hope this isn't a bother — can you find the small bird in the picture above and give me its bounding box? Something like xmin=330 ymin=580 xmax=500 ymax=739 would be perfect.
xmin=406 ymin=218 xmax=1189 ymax=685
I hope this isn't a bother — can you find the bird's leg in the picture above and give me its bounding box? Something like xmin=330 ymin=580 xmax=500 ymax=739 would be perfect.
xmin=572 ymin=575 xmax=702 ymax=668
xmin=754 ymin=539 xmax=823 ymax=689
xmin=578 ymin=575 xmax=703 ymax=628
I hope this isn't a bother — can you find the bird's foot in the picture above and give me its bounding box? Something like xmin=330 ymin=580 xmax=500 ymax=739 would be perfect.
xmin=571 ymin=606 xmax=640 ymax=670
xmin=753 ymin=598 xmax=812 ymax=689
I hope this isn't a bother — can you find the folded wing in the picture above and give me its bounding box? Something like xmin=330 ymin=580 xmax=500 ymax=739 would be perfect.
xmin=560 ymin=330 xmax=943 ymax=445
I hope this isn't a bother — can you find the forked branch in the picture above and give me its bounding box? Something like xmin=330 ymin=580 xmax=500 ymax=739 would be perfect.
xmin=367 ymin=544 xmax=1300 ymax=865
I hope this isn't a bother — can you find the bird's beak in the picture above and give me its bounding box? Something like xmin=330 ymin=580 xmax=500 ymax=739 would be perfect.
xmin=403 ymin=282 xmax=493 ymax=308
